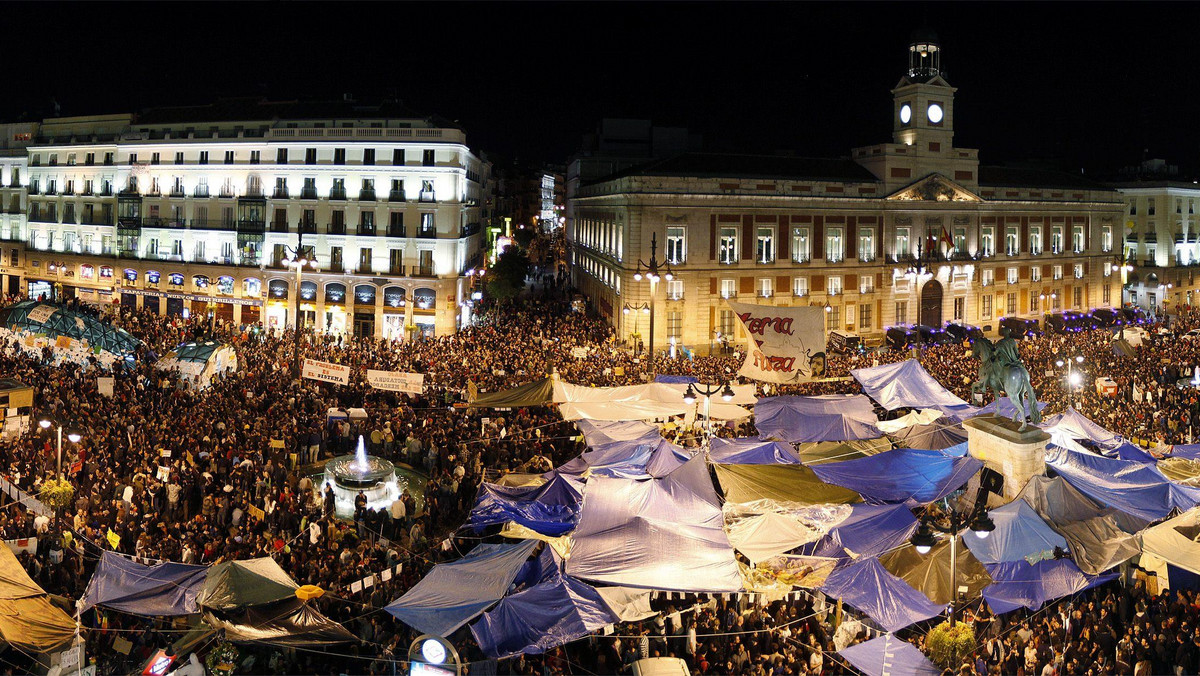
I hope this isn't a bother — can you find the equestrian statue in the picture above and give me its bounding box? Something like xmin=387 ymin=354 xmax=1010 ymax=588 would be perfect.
xmin=970 ymin=327 xmax=1041 ymax=426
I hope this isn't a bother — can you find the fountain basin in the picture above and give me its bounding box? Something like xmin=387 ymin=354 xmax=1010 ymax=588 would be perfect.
xmin=325 ymin=454 xmax=398 ymax=504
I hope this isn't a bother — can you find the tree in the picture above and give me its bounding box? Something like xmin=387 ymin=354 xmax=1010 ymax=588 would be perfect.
xmin=486 ymin=248 xmax=530 ymax=302
xmin=925 ymin=621 xmax=975 ymax=670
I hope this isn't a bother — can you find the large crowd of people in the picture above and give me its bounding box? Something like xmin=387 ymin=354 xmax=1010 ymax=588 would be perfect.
xmin=0 ymin=272 xmax=1197 ymax=674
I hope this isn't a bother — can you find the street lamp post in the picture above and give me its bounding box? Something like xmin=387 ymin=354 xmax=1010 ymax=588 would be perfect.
xmin=1055 ymin=355 xmax=1085 ymax=407
xmin=682 ymin=382 xmax=736 ymax=444
xmin=38 ymin=419 xmax=81 ymax=477
xmin=622 ymin=303 xmax=650 ymax=354
xmin=285 ymin=228 xmax=318 ymax=380
xmin=633 ymin=233 xmax=676 ymax=376
xmin=911 ymin=470 xmax=1000 ymax=627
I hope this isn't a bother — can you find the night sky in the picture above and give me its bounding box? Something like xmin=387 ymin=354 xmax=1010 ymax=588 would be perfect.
xmin=8 ymin=2 xmax=1200 ymax=174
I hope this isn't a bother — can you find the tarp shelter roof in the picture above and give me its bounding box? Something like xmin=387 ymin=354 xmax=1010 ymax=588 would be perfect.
xmin=557 ymin=436 xmax=695 ymax=480
xmin=820 ymin=557 xmax=943 ymax=632
xmin=556 ymin=381 xmax=750 ymax=421
xmin=81 ymin=551 xmax=207 ymax=616
xmin=204 ymin=597 xmax=356 ymax=646
xmin=875 ymin=409 xmax=943 ymax=434
xmin=0 ymin=544 xmax=76 ymax=652
xmin=199 ymin=558 xmax=300 ymax=611
xmin=797 ymin=503 xmax=919 ymax=561
xmin=1017 ymin=476 xmax=1142 ymax=575
xmin=469 ymin=377 xmax=556 ymax=408
xmin=839 ymin=634 xmax=941 ymax=676
xmin=754 ymin=395 xmax=881 ymax=444
xmin=851 ymin=360 xmax=973 ymax=417
xmin=386 ymin=540 xmax=539 ymax=637
xmin=794 ymin=438 xmax=892 ymax=465
xmin=469 ymin=572 xmax=619 ymax=659
xmin=726 ymin=512 xmax=822 ymax=564
xmin=0 ymin=300 xmax=142 ymax=357
xmin=880 ymin=536 xmax=992 ymax=605
xmin=566 ymin=455 xmax=743 ymax=593
xmin=965 ymin=499 xmax=1069 ymax=566
xmin=466 ymin=473 xmax=583 ymax=537
xmin=713 ymin=463 xmax=863 ymax=506
xmin=1045 ymin=445 xmax=1200 ymax=522
xmin=166 ymin=340 xmax=227 ymax=363
xmin=708 ymin=438 xmax=799 ymax=465
xmin=811 ymin=445 xmax=981 ymax=505
xmin=1140 ymin=507 xmax=1200 ymax=577
xmin=575 ymin=420 xmax=659 ymax=446
xmin=1040 ymin=407 xmax=1151 ymax=462
xmin=983 ymin=559 xmax=1117 ymax=614
xmin=886 ymin=420 xmax=967 ymax=451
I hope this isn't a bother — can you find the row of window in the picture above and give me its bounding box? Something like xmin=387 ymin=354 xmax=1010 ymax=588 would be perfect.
xmin=27 ymin=176 xmax=438 ymax=202
xmin=654 ymin=224 xmax=1111 ymax=266
xmin=1129 ymin=197 xmax=1198 ymax=216
xmin=31 ymin=148 xmax=440 ymax=168
xmin=979 ymin=263 xmax=1091 ymax=286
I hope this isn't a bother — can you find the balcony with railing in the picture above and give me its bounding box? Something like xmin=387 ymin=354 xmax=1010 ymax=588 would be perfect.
xmin=81 ymin=216 xmax=113 ymax=226
xmin=328 ymin=223 xmax=347 ymax=235
xmin=299 ymin=221 xmax=318 ymax=234
xmin=236 ymin=219 xmax=265 ymax=234
xmin=272 ymin=188 xmax=290 ymax=199
xmin=388 ymin=226 xmax=406 ymax=238
xmin=417 ymin=227 xmax=437 ymax=239
xmin=413 ymin=265 xmax=436 ymax=278
xmin=329 ymin=188 xmax=347 ymax=201
xmin=388 ymin=190 xmax=406 ymax=202
xmin=192 ymin=219 xmax=237 ymax=232
xmin=357 ymin=225 xmax=377 ymax=236
xmin=300 ymin=188 xmax=318 ymax=200
xmin=358 ymin=189 xmax=376 ymax=201
xmin=389 ymin=264 xmax=405 ymax=276
xmin=270 ymin=220 xmax=289 ymax=233
xmin=460 ymin=222 xmax=481 ymax=238
xmin=99 ymin=186 xmax=114 ymax=197
xmin=194 ymin=187 xmax=210 ymax=198
xmin=326 ymin=263 xmax=345 ymax=273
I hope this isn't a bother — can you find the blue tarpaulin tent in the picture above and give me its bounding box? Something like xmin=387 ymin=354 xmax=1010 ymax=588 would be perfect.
xmin=820 ymin=558 xmax=943 ymax=632
xmin=80 ymin=551 xmax=208 ymax=617
xmin=850 ymin=360 xmax=975 ymax=418
xmin=797 ymin=503 xmax=919 ymax=560
xmin=556 ymin=436 xmax=694 ymax=480
xmin=653 ymin=375 xmax=698 ymax=385
xmin=466 ymin=473 xmax=584 ymax=536
xmin=385 ymin=540 xmax=539 ymax=636
xmin=811 ymin=445 xmax=981 ymax=505
xmin=1045 ymin=445 xmax=1200 ymax=522
xmin=707 ymin=438 xmax=799 ymax=465
xmin=1041 ymin=408 xmax=1154 ymax=463
xmin=983 ymin=558 xmax=1118 ymax=614
xmin=839 ymin=634 xmax=941 ymax=676
xmin=574 ymin=420 xmax=659 ymax=447
xmin=964 ymin=499 xmax=1069 ymax=565
xmin=470 ymin=572 xmax=618 ymax=658
xmin=754 ymin=395 xmax=880 ymax=443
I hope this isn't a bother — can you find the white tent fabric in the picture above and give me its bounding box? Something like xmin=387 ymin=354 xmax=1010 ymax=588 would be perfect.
xmin=554 ymin=382 xmax=750 ymax=421
xmin=850 ymin=360 xmax=973 ymax=415
xmin=575 ymin=420 xmax=659 ymax=446
xmin=875 ymin=409 xmax=944 ymax=434
xmin=1040 ymin=407 xmax=1126 ymax=454
xmin=725 ymin=512 xmax=822 ymax=564
xmin=594 ymin=587 xmax=657 ymax=622
xmin=1140 ymin=507 xmax=1200 ymax=577
xmin=566 ymin=454 xmax=743 ymax=592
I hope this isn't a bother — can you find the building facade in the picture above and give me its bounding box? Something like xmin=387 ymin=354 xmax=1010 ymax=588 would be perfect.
xmin=0 ymin=100 xmax=488 ymax=339
xmin=1108 ymin=182 xmax=1200 ymax=313
xmin=568 ymin=32 xmax=1127 ymax=350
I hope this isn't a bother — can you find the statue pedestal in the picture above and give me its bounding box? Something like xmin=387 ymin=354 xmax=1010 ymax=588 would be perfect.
xmin=962 ymin=414 xmax=1049 ymax=504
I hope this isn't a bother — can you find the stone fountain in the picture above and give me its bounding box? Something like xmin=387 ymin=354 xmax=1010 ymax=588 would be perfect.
xmin=323 ymin=435 xmax=406 ymax=514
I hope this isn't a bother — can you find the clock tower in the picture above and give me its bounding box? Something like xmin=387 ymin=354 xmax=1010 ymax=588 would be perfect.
xmin=892 ymin=28 xmax=956 ymax=149
xmin=853 ymin=28 xmax=979 ymax=193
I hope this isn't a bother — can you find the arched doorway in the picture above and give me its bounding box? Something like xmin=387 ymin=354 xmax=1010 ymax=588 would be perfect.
xmin=919 ymin=279 xmax=943 ymax=326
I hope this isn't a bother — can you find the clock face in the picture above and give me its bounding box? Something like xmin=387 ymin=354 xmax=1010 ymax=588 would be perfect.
xmin=899 ymin=104 xmax=912 ymax=124
xmin=421 ymin=639 xmax=447 ymax=664
xmin=927 ymin=103 xmax=944 ymax=124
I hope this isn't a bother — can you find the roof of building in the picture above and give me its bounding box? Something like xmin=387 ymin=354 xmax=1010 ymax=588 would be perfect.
xmin=135 ymin=97 xmax=448 ymax=127
xmin=0 ymin=301 xmax=141 ymax=357
xmin=977 ymin=165 xmax=1112 ymax=192
xmin=588 ymin=152 xmax=881 ymax=185
xmin=1104 ymin=179 xmax=1200 ymax=191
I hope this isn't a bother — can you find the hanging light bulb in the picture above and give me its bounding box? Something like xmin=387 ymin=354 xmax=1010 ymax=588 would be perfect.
xmin=682 ymin=384 xmax=697 ymax=406
xmin=970 ymin=512 xmax=996 ymax=540
xmin=721 ymin=383 xmax=735 ymax=402
xmin=911 ymin=522 xmax=936 ymax=554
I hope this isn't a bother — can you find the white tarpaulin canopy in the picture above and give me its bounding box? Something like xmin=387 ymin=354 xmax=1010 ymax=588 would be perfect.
xmin=1140 ymin=507 xmax=1200 ymax=577
xmin=851 ymin=360 xmax=974 ymax=417
xmin=566 ymin=454 xmax=743 ymax=592
xmin=553 ymin=381 xmax=750 ymax=421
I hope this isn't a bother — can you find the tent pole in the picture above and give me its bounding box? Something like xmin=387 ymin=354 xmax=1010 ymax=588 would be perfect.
xmin=949 ymin=515 xmax=958 ymax=627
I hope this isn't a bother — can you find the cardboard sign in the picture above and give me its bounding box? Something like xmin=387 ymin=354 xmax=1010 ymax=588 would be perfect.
xmin=97 ymin=377 xmax=115 ymax=397
xmin=366 ymin=370 xmax=424 ymax=394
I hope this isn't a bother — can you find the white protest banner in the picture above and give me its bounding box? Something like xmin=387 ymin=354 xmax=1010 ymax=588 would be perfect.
xmin=571 ymin=346 xmax=589 ymax=359
xmin=25 ymin=305 xmax=57 ymax=325
xmin=302 ymin=358 xmax=351 ymax=385
xmin=365 ymin=370 xmax=424 ymax=394
xmin=97 ymin=377 xmax=115 ymax=397
xmin=726 ymin=301 xmax=827 ymax=384
xmin=4 ymin=537 xmax=36 ymax=556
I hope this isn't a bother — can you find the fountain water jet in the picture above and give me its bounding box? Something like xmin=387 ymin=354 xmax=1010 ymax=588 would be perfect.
xmin=324 ymin=435 xmax=403 ymax=512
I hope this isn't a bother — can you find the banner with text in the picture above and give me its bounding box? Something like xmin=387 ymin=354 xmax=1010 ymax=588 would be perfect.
xmin=366 ymin=370 xmax=424 ymax=394
xmin=302 ymin=358 xmax=351 ymax=385
xmin=727 ymin=301 xmax=827 ymax=384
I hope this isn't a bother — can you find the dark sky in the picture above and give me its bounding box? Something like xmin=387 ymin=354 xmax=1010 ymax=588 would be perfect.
xmin=7 ymin=2 xmax=1200 ymax=173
